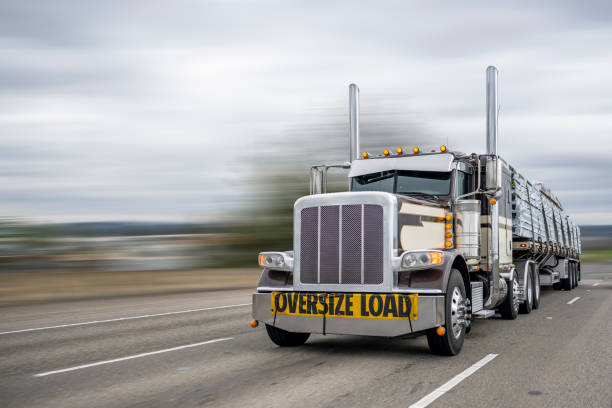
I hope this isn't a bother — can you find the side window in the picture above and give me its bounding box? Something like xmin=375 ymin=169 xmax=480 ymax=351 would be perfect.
xmin=456 ymin=171 xmax=473 ymax=198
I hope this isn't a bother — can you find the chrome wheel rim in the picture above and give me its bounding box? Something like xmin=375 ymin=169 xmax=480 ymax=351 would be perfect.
xmin=450 ymin=287 xmax=464 ymax=339
xmin=512 ymin=277 xmax=520 ymax=312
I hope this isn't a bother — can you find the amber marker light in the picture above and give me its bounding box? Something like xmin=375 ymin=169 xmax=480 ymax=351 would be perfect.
xmin=413 ymin=146 xmax=420 ymax=154
xmin=489 ymin=198 xmax=496 ymax=205
xmin=445 ymin=241 xmax=453 ymax=248
xmin=436 ymin=327 xmax=446 ymax=336
xmin=396 ymin=147 xmax=403 ymax=155
xmin=383 ymin=149 xmax=390 ymax=156
xmin=428 ymin=252 xmax=443 ymax=264
xmin=445 ymin=232 xmax=452 ymax=238
xmin=520 ymin=243 xmax=527 ymax=247
xmin=445 ymin=214 xmax=452 ymax=221
xmin=440 ymin=145 xmax=447 ymax=152
xmin=250 ymin=320 xmax=258 ymax=328
xmin=362 ymin=151 xmax=369 ymax=159
xmin=258 ymin=254 xmax=265 ymax=266
xmin=445 ymin=223 xmax=452 ymax=230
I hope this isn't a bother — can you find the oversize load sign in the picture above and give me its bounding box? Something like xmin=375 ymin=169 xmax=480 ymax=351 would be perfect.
xmin=270 ymin=292 xmax=418 ymax=320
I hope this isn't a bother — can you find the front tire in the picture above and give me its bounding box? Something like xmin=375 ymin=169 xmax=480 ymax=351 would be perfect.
xmin=427 ymin=269 xmax=466 ymax=356
xmin=265 ymin=324 xmax=310 ymax=347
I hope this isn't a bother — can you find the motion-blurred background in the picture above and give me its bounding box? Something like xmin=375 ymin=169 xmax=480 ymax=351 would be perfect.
xmin=1 ymin=1 xmax=611 ymax=304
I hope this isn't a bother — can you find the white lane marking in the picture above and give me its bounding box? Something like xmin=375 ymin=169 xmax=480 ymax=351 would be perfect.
xmin=567 ymin=297 xmax=580 ymax=305
xmin=34 ymin=337 xmax=232 ymax=377
xmin=593 ymin=283 xmax=600 ymax=287
xmin=409 ymin=353 xmax=498 ymax=408
xmin=0 ymin=303 xmax=251 ymax=335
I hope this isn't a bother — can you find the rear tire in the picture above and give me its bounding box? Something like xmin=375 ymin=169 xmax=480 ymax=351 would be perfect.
xmin=427 ymin=269 xmax=466 ymax=356
xmin=532 ymin=268 xmax=541 ymax=310
xmin=561 ymin=263 xmax=572 ymax=291
xmin=499 ymin=275 xmax=519 ymax=319
xmin=572 ymin=263 xmax=578 ymax=288
xmin=519 ymin=268 xmax=533 ymax=314
xmin=265 ymin=324 xmax=310 ymax=347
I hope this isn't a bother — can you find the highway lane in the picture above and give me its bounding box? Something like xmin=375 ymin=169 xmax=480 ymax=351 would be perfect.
xmin=0 ymin=265 xmax=610 ymax=407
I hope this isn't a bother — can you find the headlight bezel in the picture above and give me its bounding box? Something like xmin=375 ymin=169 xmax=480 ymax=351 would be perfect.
xmin=400 ymin=250 xmax=444 ymax=270
xmin=258 ymin=251 xmax=294 ymax=271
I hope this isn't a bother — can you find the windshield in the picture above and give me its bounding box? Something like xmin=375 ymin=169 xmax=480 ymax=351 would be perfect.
xmin=351 ymin=170 xmax=452 ymax=197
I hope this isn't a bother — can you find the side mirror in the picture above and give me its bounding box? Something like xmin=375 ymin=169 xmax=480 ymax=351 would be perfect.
xmin=485 ymin=157 xmax=502 ymax=192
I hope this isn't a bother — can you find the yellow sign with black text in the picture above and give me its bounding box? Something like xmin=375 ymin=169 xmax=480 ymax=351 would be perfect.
xmin=270 ymin=292 xmax=418 ymax=320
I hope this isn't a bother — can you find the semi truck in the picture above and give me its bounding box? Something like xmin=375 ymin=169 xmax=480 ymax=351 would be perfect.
xmin=250 ymin=66 xmax=581 ymax=355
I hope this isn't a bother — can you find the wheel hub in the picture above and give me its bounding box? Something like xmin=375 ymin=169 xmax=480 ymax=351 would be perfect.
xmin=450 ymin=287 xmax=471 ymax=339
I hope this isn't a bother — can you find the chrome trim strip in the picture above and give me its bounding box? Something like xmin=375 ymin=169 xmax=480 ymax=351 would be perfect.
xmin=338 ymin=204 xmax=343 ymax=283
xmin=393 ymin=288 xmax=443 ymax=294
xmin=360 ymin=203 xmax=365 ymax=284
xmin=257 ymin=286 xmax=294 ymax=292
xmin=317 ymin=206 xmax=321 ymax=284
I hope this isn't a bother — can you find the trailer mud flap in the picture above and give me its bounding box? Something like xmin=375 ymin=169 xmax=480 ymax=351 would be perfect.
xmin=270 ymin=292 xmax=418 ymax=320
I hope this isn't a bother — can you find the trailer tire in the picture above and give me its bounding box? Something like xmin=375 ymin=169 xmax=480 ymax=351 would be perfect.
xmin=499 ymin=275 xmax=519 ymax=320
xmin=561 ymin=271 xmax=572 ymax=291
xmin=519 ymin=268 xmax=533 ymax=314
xmin=265 ymin=324 xmax=310 ymax=347
xmin=426 ymin=269 xmax=466 ymax=356
xmin=572 ymin=263 xmax=578 ymax=288
xmin=532 ymin=269 xmax=541 ymax=310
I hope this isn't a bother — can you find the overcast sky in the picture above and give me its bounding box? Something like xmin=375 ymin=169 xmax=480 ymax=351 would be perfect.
xmin=1 ymin=0 xmax=611 ymax=224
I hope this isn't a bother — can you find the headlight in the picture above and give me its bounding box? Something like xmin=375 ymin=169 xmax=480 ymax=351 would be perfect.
xmin=401 ymin=251 xmax=443 ymax=270
xmin=258 ymin=252 xmax=293 ymax=271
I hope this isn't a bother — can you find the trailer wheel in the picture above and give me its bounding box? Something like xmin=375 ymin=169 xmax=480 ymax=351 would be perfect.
xmin=561 ymin=268 xmax=572 ymax=291
xmin=426 ymin=269 xmax=466 ymax=356
xmin=532 ymin=269 xmax=541 ymax=310
xmin=519 ymin=268 xmax=533 ymax=314
xmin=265 ymin=324 xmax=310 ymax=347
xmin=572 ymin=263 xmax=578 ymax=288
xmin=499 ymin=275 xmax=519 ymax=319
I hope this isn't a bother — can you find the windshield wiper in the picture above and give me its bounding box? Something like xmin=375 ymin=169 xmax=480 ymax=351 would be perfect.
xmin=397 ymin=192 xmax=440 ymax=200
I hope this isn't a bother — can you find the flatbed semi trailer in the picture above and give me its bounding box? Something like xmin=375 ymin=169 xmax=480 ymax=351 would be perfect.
xmin=251 ymin=66 xmax=581 ymax=355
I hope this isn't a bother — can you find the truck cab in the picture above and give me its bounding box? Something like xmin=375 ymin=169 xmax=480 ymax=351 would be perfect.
xmin=251 ymin=67 xmax=581 ymax=355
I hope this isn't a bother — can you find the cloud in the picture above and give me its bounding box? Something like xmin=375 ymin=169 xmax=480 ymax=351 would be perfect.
xmin=0 ymin=0 xmax=611 ymax=224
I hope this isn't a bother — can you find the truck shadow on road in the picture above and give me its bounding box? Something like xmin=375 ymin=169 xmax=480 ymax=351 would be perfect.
xmin=295 ymin=335 xmax=433 ymax=358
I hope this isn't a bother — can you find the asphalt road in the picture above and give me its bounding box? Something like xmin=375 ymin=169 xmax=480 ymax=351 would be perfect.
xmin=1 ymin=265 xmax=610 ymax=408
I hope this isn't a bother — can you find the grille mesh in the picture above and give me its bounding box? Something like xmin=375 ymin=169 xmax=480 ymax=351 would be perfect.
xmin=320 ymin=205 xmax=340 ymax=284
xmin=299 ymin=203 xmax=383 ymax=286
xmin=363 ymin=204 xmax=383 ymax=284
xmin=300 ymin=207 xmax=318 ymax=284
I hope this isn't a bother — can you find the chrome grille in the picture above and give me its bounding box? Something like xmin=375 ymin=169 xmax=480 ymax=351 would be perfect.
xmin=300 ymin=204 xmax=383 ymax=285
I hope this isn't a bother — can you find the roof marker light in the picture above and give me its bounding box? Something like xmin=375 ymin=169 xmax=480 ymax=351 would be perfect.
xmin=362 ymin=152 xmax=369 ymax=159
xmin=396 ymin=147 xmax=403 ymax=155
xmin=383 ymin=149 xmax=390 ymax=156
xmin=413 ymin=146 xmax=420 ymax=154
xmin=440 ymin=145 xmax=447 ymax=152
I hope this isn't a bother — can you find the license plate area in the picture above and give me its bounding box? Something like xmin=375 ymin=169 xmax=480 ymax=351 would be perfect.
xmin=270 ymin=292 xmax=418 ymax=320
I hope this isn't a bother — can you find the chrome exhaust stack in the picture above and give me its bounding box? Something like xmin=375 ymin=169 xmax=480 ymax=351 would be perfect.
xmin=349 ymin=84 xmax=360 ymax=163
xmin=484 ymin=66 xmax=504 ymax=308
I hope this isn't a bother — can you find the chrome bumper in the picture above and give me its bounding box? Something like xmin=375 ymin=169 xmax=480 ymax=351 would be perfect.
xmin=251 ymin=292 xmax=445 ymax=337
